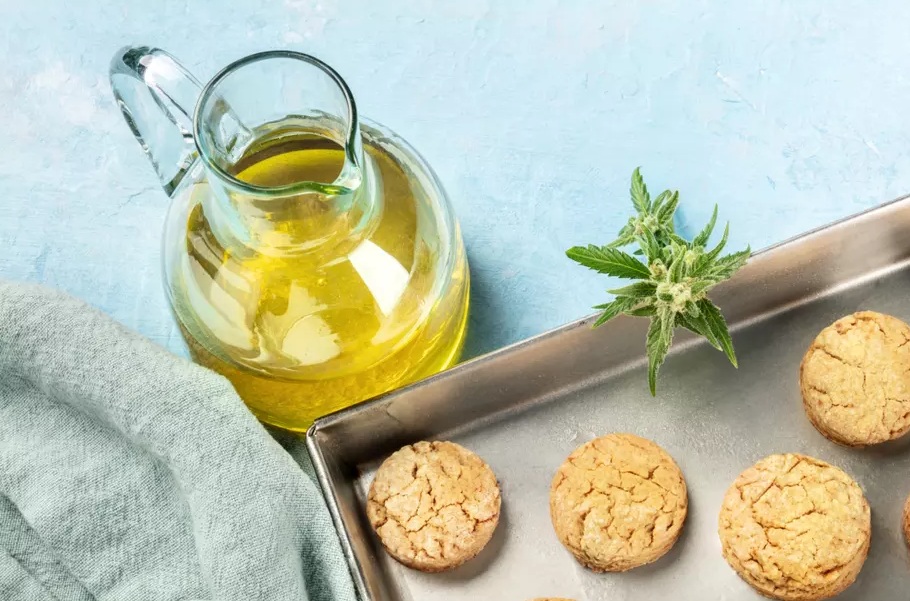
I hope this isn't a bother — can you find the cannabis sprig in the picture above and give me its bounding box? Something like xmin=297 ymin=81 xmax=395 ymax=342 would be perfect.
xmin=567 ymin=168 xmax=750 ymax=395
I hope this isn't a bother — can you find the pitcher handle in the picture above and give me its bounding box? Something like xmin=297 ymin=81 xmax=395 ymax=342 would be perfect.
xmin=110 ymin=46 xmax=203 ymax=198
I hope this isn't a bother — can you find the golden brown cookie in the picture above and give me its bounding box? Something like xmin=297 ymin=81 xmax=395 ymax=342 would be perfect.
xmin=549 ymin=433 xmax=688 ymax=572
xmin=718 ymin=454 xmax=870 ymax=601
xmin=800 ymin=311 xmax=910 ymax=446
xmin=366 ymin=441 xmax=501 ymax=572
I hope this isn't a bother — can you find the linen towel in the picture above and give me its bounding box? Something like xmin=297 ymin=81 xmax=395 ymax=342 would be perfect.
xmin=0 ymin=281 xmax=356 ymax=601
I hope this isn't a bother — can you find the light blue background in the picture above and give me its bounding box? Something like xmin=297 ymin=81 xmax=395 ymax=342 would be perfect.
xmin=2 ymin=0 xmax=909 ymax=359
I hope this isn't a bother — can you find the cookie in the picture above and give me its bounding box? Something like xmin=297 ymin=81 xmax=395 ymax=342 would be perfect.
xmin=549 ymin=433 xmax=688 ymax=572
xmin=718 ymin=454 xmax=870 ymax=601
xmin=366 ymin=441 xmax=501 ymax=572
xmin=800 ymin=311 xmax=910 ymax=446
xmin=903 ymin=492 xmax=910 ymax=549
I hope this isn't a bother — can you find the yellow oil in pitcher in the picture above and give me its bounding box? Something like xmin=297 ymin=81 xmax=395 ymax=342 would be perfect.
xmin=110 ymin=48 xmax=469 ymax=431
xmin=168 ymin=127 xmax=470 ymax=431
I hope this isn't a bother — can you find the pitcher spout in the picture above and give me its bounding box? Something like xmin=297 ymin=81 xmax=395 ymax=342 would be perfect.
xmin=188 ymin=51 xmax=375 ymax=255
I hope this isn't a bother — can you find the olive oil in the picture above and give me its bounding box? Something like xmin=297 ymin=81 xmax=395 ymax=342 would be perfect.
xmin=168 ymin=127 xmax=470 ymax=430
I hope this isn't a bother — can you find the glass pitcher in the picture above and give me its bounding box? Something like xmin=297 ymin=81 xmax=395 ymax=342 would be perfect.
xmin=110 ymin=47 xmax=469 ymax=431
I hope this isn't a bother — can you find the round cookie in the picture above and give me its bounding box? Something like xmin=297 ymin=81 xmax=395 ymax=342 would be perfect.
xmin=366 ymin=441 xmax=501 ymax=572
xmin=800 ymin=311 xmax=910 ymax=446
xmin=718 ymin=453 xmax=870 ymax=601
xmin=549 ymin=433 xmax=688 ymax=572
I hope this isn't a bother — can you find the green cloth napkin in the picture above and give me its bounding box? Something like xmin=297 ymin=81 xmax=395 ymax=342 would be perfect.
xmin=0 ymin=281 xmax=356 ymax=601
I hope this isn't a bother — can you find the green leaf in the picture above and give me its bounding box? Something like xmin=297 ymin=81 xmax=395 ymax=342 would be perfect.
xmin=659 ymin=306 xmax=675 ymax=345
xmin=704 ymin=222 xmax=730 ymax=263
xmin=690 ymin=278 xmax=715 ymax=297
xmin=692 ymin=204 xmax=719 ymax=247
xmin=606 ymin=233 xmax=635 ymax=249
xmin=685 ymin=300 xmax=700 ymax=317
xmin=656 ymin=190 xmax=679 ymax=225
xmin=651 ymin=190 xmax=670 ymax=213
xmin=693 ymin=223 xmax=730 ymax=275
xmin=669 ymin=233 xmax=690 ymax=248
xmin=606 ymin=220 xmax=635 ymax=248
xmin=646 ymin=313 xmax=673 ymax=396
xmin=591 ymin=296 xmax=638 ymax=327
xmin=707 ymin=247 xmax=751 ymax=279
xmin=627 ymin=304 xmax=657 ymax=317
xmin=566 ymin=245 xmax=651 ymax=279
xmin=669 ymin=245 xmax=687 ymax=282
xmin=646 ymin=318 xmax=662 ymax=395
xmin=676 ymin=312 xmax=704 ymax=335
xmin=698 ymin=299 xmax=737 ymax=367
xmin=631 ymin=167 xmax=650 ymax=213
xmin=635 ymin=226 xmax=661 ymax=262
xmin=676 ymin=312 xmax=722 ymax=350
xmin=657 ymin=221 xmax=676 ymax=237
xmin=607 ymin=281 xmax=658 ymax=298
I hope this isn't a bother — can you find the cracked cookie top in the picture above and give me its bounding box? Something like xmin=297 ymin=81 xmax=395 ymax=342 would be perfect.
xmin=718 ymin=453 xmax=870 ymax=601
xmin=548 ymin=433 xmax=688 ymax=572
xmin=366 ymin=441 xmax=501 ymax=572
xmin=800 ymin=311 xmax=910 ymax=446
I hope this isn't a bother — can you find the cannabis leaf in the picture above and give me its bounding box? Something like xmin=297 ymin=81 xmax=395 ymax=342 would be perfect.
xmin=565 ymin=246 xmax=651 ymax=279
xmin=567 ymin=168 xmax=750 ymax=395
xmin=607 ymin=167 xmax=680 ymax=250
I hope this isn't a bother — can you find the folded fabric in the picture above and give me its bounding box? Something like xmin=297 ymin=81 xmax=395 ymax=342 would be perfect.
xmin=0 ymin=281 xmax=356 ymax=601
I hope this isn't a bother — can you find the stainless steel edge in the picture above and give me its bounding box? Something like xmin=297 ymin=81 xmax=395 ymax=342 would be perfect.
xmin=305 ymin=427 xmax=374 ymax=598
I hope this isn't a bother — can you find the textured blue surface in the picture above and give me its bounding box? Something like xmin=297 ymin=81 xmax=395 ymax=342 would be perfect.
xmin=2 ymin=0 xmax=909 ymax=360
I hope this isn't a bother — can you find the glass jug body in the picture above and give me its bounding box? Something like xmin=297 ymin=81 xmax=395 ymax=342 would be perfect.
xmin=111 ymin=48 xmax=469 ymax=430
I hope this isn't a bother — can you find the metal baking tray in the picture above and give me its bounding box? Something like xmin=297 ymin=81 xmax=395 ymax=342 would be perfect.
xmin=306 ymin=197 xmax=910 ymax=600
